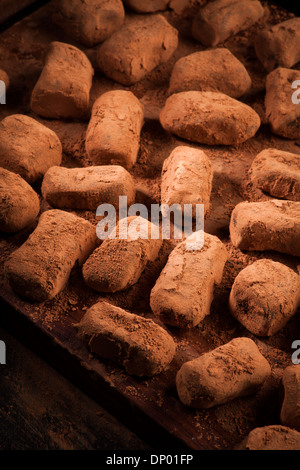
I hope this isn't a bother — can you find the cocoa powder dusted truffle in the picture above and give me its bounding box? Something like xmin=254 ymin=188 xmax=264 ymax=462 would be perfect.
xmin=41 ymin=165 xmax=136 ymax=210
xmin=0 ymin=168 xmax=40 ymax=233
xmin=159 ymin=91 xmax=261 ymax=145
xmin=249 ymin=148 xmax=300 ymax=201
xmin=255 ymin=18 xmax=300 ymax=71
xmin=176 ymin=337 xmax=271 ymax=408
xmin=31 ymin=41 xmax=94 ymax=119
xmin=239 ymin=425 xmax=300 ymax=450
xmin=168 ymin=48 xmax=252 ymax=98
xmin=229 ymin=259 xmax=300 ymax=336
xmin=265 ymin=67 xmax=300 ymax=140
xmin=77 ymin=301 xmax=176 ymax=377
xmin=229 ymin=200 xmax=300 ymax=256
xmin=0 ymin=114 xmax=62 ymax=184
xmin=96 ymin=14 xmax=178 ymax=85
xmin=85 ymin=90 xmax=144 ymax=169
xmin=161 ymin=146 xmax=213 ymax=217
xmin=6 ymin=210 xmax=97 ymax=302
xmin=83 ymin=216 xmax=162 ymax=293
xmin=150 ymin=232 xmax=228 ymax=328
xmin=52 ymin=0 xmax=125 ymax=47
xmin=280 ymin=365 xmax=300 ymax=432
xmin=192 ymin=0 xmax=264 ymax=46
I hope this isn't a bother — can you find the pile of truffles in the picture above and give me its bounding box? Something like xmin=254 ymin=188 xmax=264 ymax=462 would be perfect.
xmin=0 ymin=0 xmax=300 ymax=450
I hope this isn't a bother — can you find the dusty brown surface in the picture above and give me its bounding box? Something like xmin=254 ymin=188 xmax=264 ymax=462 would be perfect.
xmin=0 ymin=0 xmax=299 ymax=450
xmin=160 ymin=146 xmax=213 ymax=216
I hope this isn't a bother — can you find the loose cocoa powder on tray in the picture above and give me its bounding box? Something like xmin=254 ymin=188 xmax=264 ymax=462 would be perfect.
xmin=0 ymin=0 xmax=299 ymax=450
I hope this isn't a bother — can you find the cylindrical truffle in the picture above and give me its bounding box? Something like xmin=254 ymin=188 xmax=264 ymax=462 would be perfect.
xmin=229 ymin=200 xmax=300 ymax=257
xmin=0 ymin=114 xmax=62 ymax=184
xmin=85 ymin=90 xmax=144 ymax=169
xmin=52 ymin=0 xmax=125 ymax=47
xmin=150 ymin=232 xmax=228 ymax=327
xmin=96 ymin=15 xmax=178 ymax=85
xmin=77 ymin=301 xmax=176 ymax=377
xmin=249 ymin=148 xmax=300 ymax=201
xmin=176 ymin=337 xmax=271 ymax=408
xmin=83 ymin=216 xmax=162 ymax=293
xmin=161 ymin=146 xmax=213 ymax=217
xmin=255 ymin=18 xmax=300 ymax=71
xmin=31 ymin=41 xmax=94 ymax=119
xmin=168 ymin=49 xmax=252 ymax=98
xmin=229 ymin=259 xmax=300 ymax=336
xmin=160 ymin=91 xmax=261 ymax=145
xmin=6 ymin=210 xmax=97 ymax=302
xmin=41 ymin=165 xmax=136 ymax=210
xmin=192 ymin=0 xmax=264 ymax=46
xmin=0 ymin=169 xmax=40 ymax=233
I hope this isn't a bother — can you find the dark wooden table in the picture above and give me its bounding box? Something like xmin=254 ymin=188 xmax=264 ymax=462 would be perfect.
xmin=0 ymin=324 xmax=150 ymax=450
